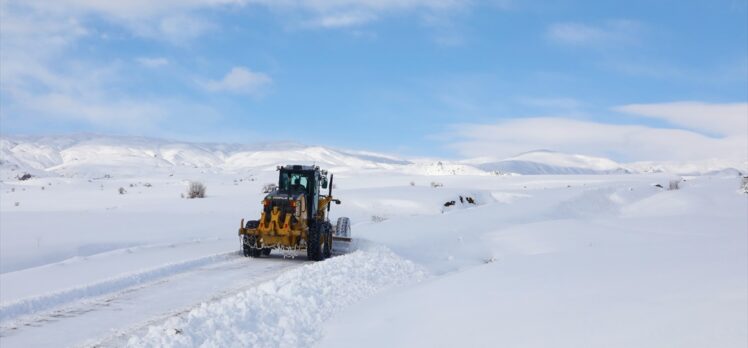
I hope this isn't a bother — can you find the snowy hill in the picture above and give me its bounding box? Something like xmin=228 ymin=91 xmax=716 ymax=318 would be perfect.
xmin=627 ymin=159 xmax=747 ymax=176
xmin=2 ymin=135 xmax=745 ymax=179
xmin=467 ymin=150 xmax=631 ymax=175
xmin=0 ymin=135 xmax=420 ymax=178
xmin=404 ymin=160 xmax=488 ymax=176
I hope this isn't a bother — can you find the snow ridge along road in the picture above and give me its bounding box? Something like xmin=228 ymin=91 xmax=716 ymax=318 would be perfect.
xmin=126 ymin=246 xmax=427 ymax=347
xmin=0 ymin=250 xmax=237 ymax=323
xmin=1 ymin=253 xmax=308 ymax=347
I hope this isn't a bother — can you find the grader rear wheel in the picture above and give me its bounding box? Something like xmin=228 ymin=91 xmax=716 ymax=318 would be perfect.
xmin=242 ymin=220 xmax=262 ymax=258
xmin=242 ymin=235 xmax=261 ymax=258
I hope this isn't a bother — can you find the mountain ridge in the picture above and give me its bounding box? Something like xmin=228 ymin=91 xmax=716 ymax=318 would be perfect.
xmin=1 ymin=135 xmax=744 ymax=178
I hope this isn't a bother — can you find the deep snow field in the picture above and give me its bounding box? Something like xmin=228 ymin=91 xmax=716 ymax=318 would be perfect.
xmin=0 ymin=136 xmax=746 ymax=347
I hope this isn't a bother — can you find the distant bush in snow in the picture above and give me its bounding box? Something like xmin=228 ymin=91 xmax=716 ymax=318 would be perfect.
xmin=742 ymin=176 xmax=748 ymax=193
xmin=14 ymin=202 xmax=19 ymax=207
xmin=262 ymin=183 xmax=277 ymax=193
xmin=668 ymin=180 xmax=680 ymax=190
xmin=430 ymin=182 xmax=443 ymax=188
xmin=371 ymin=215 xmax=387 ymax=223
xmin=186 ymin=181 xmax=206 ymax=199
xmin=118 ymin=187 xmax=127 ymax=195
xmin=410 ymin=181 xmax=415 ymax=186
xmin=668 ymin=177 xmax=683 ymax=191
xmin=17 ymin=173 xmax=32 ymax=181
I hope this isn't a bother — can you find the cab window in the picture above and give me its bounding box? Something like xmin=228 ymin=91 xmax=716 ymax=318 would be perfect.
xmin=280 ymin=172 xmax=308 ymax=192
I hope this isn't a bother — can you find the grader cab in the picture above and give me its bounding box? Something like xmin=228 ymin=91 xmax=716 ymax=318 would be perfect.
xmin=238 ymin=165 xmax=351 ymax=261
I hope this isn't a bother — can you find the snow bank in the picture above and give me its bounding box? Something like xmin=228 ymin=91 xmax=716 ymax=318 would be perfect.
xmin=319 ymin=176 xmax=748 ymax=348
xmin=126 ymin=247 xmax=427 ymax=347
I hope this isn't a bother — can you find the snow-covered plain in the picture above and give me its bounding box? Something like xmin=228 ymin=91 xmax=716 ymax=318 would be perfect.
xmin=0 ymin=135 xmax=746 ymax=347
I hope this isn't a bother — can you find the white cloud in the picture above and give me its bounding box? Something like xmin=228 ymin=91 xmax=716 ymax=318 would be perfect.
xmin=3 ymin=0 xmax=246 ymax=45
xmin=21 ymin=93 xmax=169 ymax=126
xmin=250 ymin=0 xmax=470 ymax=28
xmin=548 ymin=23 xmax=606 ymax=44
xmin=305 ymin=12 xmax=377 ymax=28
xmin=447 ymin=102 xmax=748 ymax=162
xmin=614 ymin=102 xmax=748 ymax=137
xmin=1 ymin=86 xmax=223 ymax=134
xmin=0 ymin=1 xmax=227 ymax=131
xmin=17 ymin=0 xmax=247 ymax=21
xmin=136 ymin=57 xmax=169 ymax=68
xmin=250 ymin=0 xmax=465 ymax=13
xmin=547 ymin=20 xmax=641 ymax=46
xmin=202 ymin=67 xmax=272 ymax=96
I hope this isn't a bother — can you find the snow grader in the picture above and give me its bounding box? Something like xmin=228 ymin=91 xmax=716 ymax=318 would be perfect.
xmin=238 ymin=165 xmax=351 ymax=261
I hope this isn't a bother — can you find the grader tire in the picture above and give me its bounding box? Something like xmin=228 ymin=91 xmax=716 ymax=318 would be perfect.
xmin=242 ymin=237 xmax=250 ymax=257
xmin=242 ymin=220 xmax=262 ymax=258
xmin=243 ymin=235 xmax=261 ymax=258
xmin=323 ymin=222 xmax=333 ymax=258
xmin=307 ymin=223 xmax=325 ymax=261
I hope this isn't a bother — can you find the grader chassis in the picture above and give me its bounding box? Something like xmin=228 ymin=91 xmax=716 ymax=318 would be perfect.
xmin=238 ymin=165 xmax=351 ymax=261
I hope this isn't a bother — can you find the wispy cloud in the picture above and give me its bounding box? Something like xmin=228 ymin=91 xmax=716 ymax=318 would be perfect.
xmin=518 ymin=97 xmax=582 ymax=110
xmin=304 ymin=12 xmax=377 ymax=28
xmin=547 ymin=20 xmax=642 ymax=46
xmin=446 ymin=102 xmax=747 ymax=162
xmin=201 ymin=67 xmax=272 ymax=97
xmin=251 ymin=0 xmax=471 ymax=28
xmin=9 ymin=0 xmax=244 ymax=44
xmin=136 ymin=57 xmax=169 ymax=68
xmin=614 ymin=102 xmax=748 ymax=137
xmin=0 ymin=1 xmax=228 ymax=133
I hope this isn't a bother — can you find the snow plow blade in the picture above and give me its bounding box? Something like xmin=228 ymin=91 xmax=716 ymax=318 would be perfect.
xmin=332 ymin=217 xmax=353 ymax=254
xmin=332 ymin=236 xmax=353 ymax=254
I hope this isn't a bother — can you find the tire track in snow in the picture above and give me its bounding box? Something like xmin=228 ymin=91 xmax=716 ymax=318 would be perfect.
xmin=0 ymin=251 xmax=238 ymax=322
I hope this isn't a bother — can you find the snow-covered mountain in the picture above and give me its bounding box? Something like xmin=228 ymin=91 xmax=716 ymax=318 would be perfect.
xmin=2 ymin=135 xmax=744 ymax=178
xmin=0 ymin=134 xmax=468 ymax=178
xmin=467 ymin=149 xmax=746 ymax=175
xmin=627 ymin=159 xmax=747 ymax=176
xmin=404 ymin=160 xmax=488 ymax=176
xmin=466 ymin=150 xmax=632 ymax=175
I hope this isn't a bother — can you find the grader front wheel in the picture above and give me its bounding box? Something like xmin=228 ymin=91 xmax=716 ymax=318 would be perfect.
xmin=323 ymin=222 xmax=332 ymax=258
xmin=306 ymin=223 xmax=325 ymax=261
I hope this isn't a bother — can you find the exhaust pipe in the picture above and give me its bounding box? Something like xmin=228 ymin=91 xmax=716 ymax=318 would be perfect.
xmin=327 ymin=174 xmax=333 ymax=212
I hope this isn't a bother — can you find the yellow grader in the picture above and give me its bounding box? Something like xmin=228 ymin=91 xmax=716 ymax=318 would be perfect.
xmin=238 ymin=165 xmax=351 ymax=261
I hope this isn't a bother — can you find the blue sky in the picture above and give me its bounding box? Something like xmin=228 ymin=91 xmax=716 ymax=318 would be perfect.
xmin=1 ymin=0 xmax=746 ymax=161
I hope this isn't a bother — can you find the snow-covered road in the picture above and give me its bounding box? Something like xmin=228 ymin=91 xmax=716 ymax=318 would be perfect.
xmin=1 ymin=252 xmax=306 ymax=347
